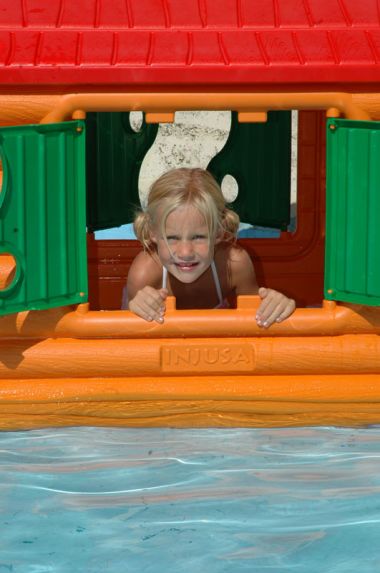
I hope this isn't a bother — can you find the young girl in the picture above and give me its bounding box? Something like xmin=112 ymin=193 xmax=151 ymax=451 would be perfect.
xmin=125 ymin=168 xmax=295 ymax=327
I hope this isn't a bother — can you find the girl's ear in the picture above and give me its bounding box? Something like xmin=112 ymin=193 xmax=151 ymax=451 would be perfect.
xmin=149 ymin=230 xmax=157 ymax=244
xmin=214 ymin=229 xmax=224 ymax=245
xmin=149 ymin=223 xmax=158 ymax=245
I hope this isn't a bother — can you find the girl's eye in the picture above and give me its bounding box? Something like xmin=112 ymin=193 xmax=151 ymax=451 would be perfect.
xmin=165 ymin=234 xmax=208 ymax=242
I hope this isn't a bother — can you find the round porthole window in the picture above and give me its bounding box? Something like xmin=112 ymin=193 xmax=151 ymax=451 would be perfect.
xmin=129 ymin=111 xmax=144 ymax=133
xmin=221 ymin=174 xmax=239 ymax=203
xmin=0 ymin=252 xmax=17 ymax=292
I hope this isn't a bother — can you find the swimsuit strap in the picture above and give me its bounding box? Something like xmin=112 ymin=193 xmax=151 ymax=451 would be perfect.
xmin=162 ymin=265 xmax=168 ymax=290
xmin=162 ymin=260 xmax=224 ymax=306
xmin=211 ymin=260 xmax=224 ymax=306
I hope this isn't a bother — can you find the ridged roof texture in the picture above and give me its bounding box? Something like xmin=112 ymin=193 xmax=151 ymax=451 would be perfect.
xmin=0 ymin=0 xmax=380 ymax=86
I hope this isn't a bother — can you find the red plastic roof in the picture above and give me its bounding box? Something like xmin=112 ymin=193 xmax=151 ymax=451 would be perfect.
xmin=1 ymin=0 xmax=380 ymax=87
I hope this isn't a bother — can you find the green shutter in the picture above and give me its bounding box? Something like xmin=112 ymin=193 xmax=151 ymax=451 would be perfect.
xmin=207 ymin=111 xmax=291 ymax=230
xmin=325 ymin=118 xmax=380 ymax=306
xmin=86 ymin=112 xmax=158 ymax=232
xmin=0 ymin=121 xmax=87 ymax=316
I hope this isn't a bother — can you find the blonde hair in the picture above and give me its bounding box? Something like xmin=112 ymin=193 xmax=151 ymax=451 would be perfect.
xmin=134 ymin=168 xmax=240 ymax=251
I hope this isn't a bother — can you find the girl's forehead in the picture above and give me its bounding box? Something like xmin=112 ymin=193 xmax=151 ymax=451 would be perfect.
xmin=165 ymin=205 xmax=207 ymax=227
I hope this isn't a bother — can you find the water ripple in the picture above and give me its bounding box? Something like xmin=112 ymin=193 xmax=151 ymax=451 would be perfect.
xmin=1 ymin=426 xmax=380 ymax=573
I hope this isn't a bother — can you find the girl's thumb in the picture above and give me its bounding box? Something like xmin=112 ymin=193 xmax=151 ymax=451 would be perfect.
xmin=259 ymin=287 xmax=268 ymax=299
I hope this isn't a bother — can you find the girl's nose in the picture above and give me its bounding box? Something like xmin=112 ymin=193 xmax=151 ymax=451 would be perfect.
xmin=176 ymin=240 xmax=194 ymax=259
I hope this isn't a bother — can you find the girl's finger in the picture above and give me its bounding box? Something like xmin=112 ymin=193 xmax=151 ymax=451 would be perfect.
xmin=260 ymin=305 xmax=283 ymax=327
xmin=131 ymin=296 xmax=165 ymax=323
xmin=257 ymin=297 xmax=280 ymax=324
xmin=276 ymin=300 xmax=296 ymax=322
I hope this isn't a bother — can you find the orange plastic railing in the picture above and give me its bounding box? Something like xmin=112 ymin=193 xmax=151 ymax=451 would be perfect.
xmin=40 ymin=92 xmax=370 ymax=124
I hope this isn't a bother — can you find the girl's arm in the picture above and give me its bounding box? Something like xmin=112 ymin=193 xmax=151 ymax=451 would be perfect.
xmin=125 ymin=252 xmax=168 ymax=323
xmin=229 ymin=246 xmax=296 ymax=328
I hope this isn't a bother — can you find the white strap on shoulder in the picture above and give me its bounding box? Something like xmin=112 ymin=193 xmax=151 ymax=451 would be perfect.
xmin=211 ymin=260 xmax=223 ymax=306
xmin=162 ymin=262 xmax=223 ymax=304
xmin=162 ymin=265 xmax=168 ymax=290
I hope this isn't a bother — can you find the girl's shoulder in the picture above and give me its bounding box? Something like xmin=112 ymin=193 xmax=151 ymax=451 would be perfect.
xmin=216 ymin=243 xmax=253 ymax=268
xmin=128 ymin=250 xmax=163 ymax=289
xmin=215 ymin=243 xmax=257 ymax=294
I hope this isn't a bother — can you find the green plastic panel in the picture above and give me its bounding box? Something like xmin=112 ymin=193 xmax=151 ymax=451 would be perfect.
xmin=325 ymin=119 xmax=380 ymax=306
xmin=86 ymin=112 xmax=158 ymax=232
xmin=0 ymin=121 xmax=87 ymax=316
xmin=207 ymin=111 xmax=291 ymax=230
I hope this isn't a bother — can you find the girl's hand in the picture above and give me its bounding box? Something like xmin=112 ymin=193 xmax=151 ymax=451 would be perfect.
xmin=128 ymin=287 xmax=168 ymax=324
xmin=256 ymin=287 xmax=296 ymax=328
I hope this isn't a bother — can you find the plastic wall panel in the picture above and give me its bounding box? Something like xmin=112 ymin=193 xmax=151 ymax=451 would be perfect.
xmin=325 ymin=119 xmax=380 ymax=305
xmin=86 ymin=113 xmax=158 ymax=232
xmin=0 ymin=121 xmax=87 ymax=315
xmin=208 ymin=111 xmax=291 ymax=230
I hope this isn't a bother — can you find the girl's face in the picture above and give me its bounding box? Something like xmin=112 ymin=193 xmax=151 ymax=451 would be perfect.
xmin=150 ymin=204 xmax=218 ymax=284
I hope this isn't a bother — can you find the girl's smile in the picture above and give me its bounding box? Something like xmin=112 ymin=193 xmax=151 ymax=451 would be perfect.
xmin=150 ymin=205 xmax=216 ymax=284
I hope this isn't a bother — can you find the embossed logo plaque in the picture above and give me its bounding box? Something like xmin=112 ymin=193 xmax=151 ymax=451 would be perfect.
xmin=161 ymin=343 xmax=255 ymax=372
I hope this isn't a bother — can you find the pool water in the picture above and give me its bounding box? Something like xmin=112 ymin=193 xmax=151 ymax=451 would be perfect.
xmin=1 ymin=426 xmax=380 ymax=572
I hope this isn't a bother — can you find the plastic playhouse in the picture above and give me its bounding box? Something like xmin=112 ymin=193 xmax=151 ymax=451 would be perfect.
xmin=1 ymin=0 xmax=380 ymax=429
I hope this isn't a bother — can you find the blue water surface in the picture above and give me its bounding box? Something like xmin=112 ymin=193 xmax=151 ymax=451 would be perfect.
xmin=1 ymin=426 xmax=380 ymax=573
